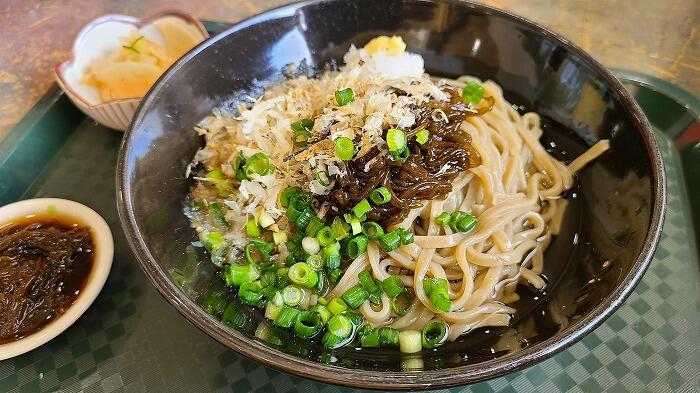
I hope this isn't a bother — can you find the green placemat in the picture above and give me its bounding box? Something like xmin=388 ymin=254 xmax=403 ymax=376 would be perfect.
xmin=0 ymin=116 xmax=697 ymax=392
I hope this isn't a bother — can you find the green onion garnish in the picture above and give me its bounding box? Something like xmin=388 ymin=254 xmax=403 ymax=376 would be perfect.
xmin=311 ymin=304 xmax=331 ymax=324
xmin=327 ymin=314 xmax=352 ymax=338
xmin=358 ymin=271 xmax=380 ymax=294
xmin=379 ymin=327 xmax=399 ymax=346
xmin=334 ymin=137 xmax=355 ymax=160
xmin=331 ymin=216 xmax=350 ymax=240
xmin=346 ymin=312 xmax=364 ymax=327
xmin=208 ymin=202 xmax=228 ymax=227
xmin=392 ymin=146 xmax=409 ymax=161
xmin=201 ymin=231 xmax=226 ymax=252
xmin=335 ymin=88 xmax=355 ymax=106
xmin=423 ymin=277 xmax=451 ymax=312
xmin=398 ymin=330 xmax=422 ymax=353
xmin=243 ymin=152 xmax=274 ymax=178
xmin=347 ymin=234 xmax=369 ymax=260
xmin=386 ymin=128 xmax=407 ymax=153
xmin=205 ymin=169 xmax=233 ymax=197
xmin=396 ymin=228 xmax=414 ymax=245
xmin=369 ymin=187 xmax=391 ymax=205
xmin=415 ymin=129 xmax=430 ymax=145
xmin=382 ymin=275 xmax=405 ymax=298
xmin=359 ymin=326 xmax=380 ymax=347
xmin=238 ymin=281 xmax=264 ymax=305
xmin=316 ymin=226 xmax=335 ymax=247
xmin=282 ymin=285 xmax=303 ymax=306
xmin=324 ymin=254 xmax=341 ymax=270
xmin=342 ymin=284 xmax=369 ymax=309
xmin=294 ymin=311 xmax=323 ymax=339
xmin=274 ymin=306 xmax=301 ymax=328
xmin=288 ymin=262 xmax=318 ymax=288
xmin=295 ymin=209 xmax=315 ymax=231
xmin=328 ymin=268 xmax=343 ymax=284
xmin=222 ymin=263 xmax=260 ymax=287
xmin=449 ymin=211 xmax=468 ymax=232
xmin=352 ymin=198 xmax=372 ymax=220
xmin=435 ymin=212 xmax=452 ymax=227
xmin=462 ymin=81 xmax=485 ymax=105
xmin=306 ymin=254 xmax=323 ymax=271
xmin=292 ymin=129 xmax=311 ymax=148
xmin=305 ymin=216 xmax=325 ymax=237
xmin=344 ymin=214 xmax=362 ymax=235
xmin=378 ymin=230 xmax=401 ymax=252
xmin=327 ymin=298 xmax=348 ymax=315
xmin=391 ymin=290 xmax=413 ymax=316
xmin=361 ymin=221 xmax=384 ymax=240
xmin=316 ymin=269 xmax=330 ymax=297
xmin=244 ymin=240 xmax=274 ymax=264
xmin=280 ymin=187 xmax=301 ymax=208
xmin=246 ymin=216 xmax=261 ymax=237
xmin=315 ymin=170 xmax=331 ymax=186
xmin=272 ymin=231 xmax=287 ymax=245
xmin=455 ymin=213 xmax=477 ymax=233
xmin=264 ymin=300 xmax=282 ymax=320
xmin=323 ymin=241 xmax=341 ymax=257
xmin=291 ymin=118 xmax=314 ymax=133
xmin=421 ymin=321 xmax=448 ymax=348
xmin=301 ymin=236 xmax=320 ymax=255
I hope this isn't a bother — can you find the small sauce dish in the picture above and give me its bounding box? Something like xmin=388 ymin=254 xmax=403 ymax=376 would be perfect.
xmin=0 ymin=198 xmax=113 ymax=360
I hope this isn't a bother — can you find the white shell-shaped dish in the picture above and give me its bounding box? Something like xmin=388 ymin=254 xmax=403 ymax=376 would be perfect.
xmin=55 ymin=11 xmax=208 ymax=131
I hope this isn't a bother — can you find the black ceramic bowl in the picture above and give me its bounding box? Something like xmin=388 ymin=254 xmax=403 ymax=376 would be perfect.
xmin=117 ymin=0 xmax=665 ymax=389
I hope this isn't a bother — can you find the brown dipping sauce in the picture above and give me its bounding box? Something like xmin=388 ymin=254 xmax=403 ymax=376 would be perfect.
xmin=0 ymin=215 xmax=94 ymax=344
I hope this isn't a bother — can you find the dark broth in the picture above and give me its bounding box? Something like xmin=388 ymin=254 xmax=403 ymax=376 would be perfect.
xmin=0 ymin=215 xmax=94 ymax=344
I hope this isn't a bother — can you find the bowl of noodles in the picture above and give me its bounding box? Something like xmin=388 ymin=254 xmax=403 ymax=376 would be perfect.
xmin=117 ymin=0 xmax=666 ymax=389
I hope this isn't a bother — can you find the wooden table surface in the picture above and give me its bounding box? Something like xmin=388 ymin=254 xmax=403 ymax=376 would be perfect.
xmin=1 ymin=0 xmax=698 ymax=140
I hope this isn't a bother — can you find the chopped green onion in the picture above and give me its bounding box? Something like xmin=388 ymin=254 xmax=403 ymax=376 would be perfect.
xmin=316 ymin=269 xmax=330 ymax=297
xmin=422 ymin=321 xmax=448 ymax=348
xmin=334 ymin=88 xmax=355 ymax=106
xmin=347 ymin=234 xmax=369 ymax=260
xmin=358 ymin=271 xmax=380 ymax=294
xmin=382 ymin=275 xmax=405 ymax=298
xmin=206 ymin=169 xmax=233 ymax=197
xmin=327 ymin=298 xmax=348 ymax=315
xmin=462 ymin=81 xmax=485 ymax=105
xmin=328 ymin=268 xmax=343 ymax=284
xmin=243 ymin=152 xmax=274 ymax=178
xmin=346 ymin=313 xmax=364 ymax=327
xmin=208 ymin=202 xmax=228 ymax=227
xmin=342 ymin=284 xmax=369 ymax=309
xmin=327 ymin=314 xmax=352 ymax=338
xmin=280 ymin=187 xmax=301 ymax=208
xmin=424 ymin=277 xmax=451 ymax=312
xmin=272 ymin=231 xmax=287 ymax=245
xmin=379 ymin=327 xmax=399 ymax=346
xmin=378 ymin=231 xmax=401 ymax=252
xmin=396 ymin=228 xmax=414 ymax=245
xmin=292 ymin=129 xmax=311 ymax=148
xmin=369 ymin=187 xmax=391 ymax=205
xmin=264 ymin=301 xmax=282 ymax=320
xmin=415 ymin=129 xmax=430 ymax=145
xmin=246 ymin=216 xmax=261 ymax=237
xmin=323 ymin=241 xmax=341 ymax=257
xmin=353 ymin=199 xmax=372 ymax=220
xmin=305 ymin=217 xmax=325 ymax=237
xmin=391 ymin=291 xmax=413 ymax=316
xmin=238 ymin=281 xmax=264 ymax=305
xmin=244 ymin=240 xmax=273 ymax=264
xmin=331 ymin=216 xmax=351 ymax=240
xmin=386 ymin=128 xmax=407 ymax=153
xmin=321 ymin=332 xmax=344 ymax=349
xmin=359 ymin=326 xmax=380 ymax=347
xmin=201 ymin=231 xmax=226 ymax=252
xmin=368 ymin=291 xmax=382 ymax=305
xmin=344 ymin=214 xmax=362 ymax=235
xmin=361 ymin=221 xmax=384 ymax=240
xmin=324 ymin=254 xmax=341 ymax=270
xmin=258 ymin=210 xmax=275 ymax=228
xmin=282 ymin=285 xmax=303 ymax=306
xmin=316 ymin=226 xmax=335 ymax=247
xmin=288 ymin=262 xmax=318 ymax=288
xmin=271 ymin=290 xmax=284 ymax=307
xmin=392 ymin=146 xmax=409 ymax=161
xmin=449 ymin=211 xmax=468 ymax=232
xmin=301 ymin=236 xmax=321 ymax=255
xmin=399 ymin=330 xmax=422 ymax=353
xmin=334 ymin=137 xmax=354 ymax=160
xmin=305 ymin=254 xmax=322 ymax=271
xmin=274 ymin=306 xmax=300 ymax=328
xmin=311 ymin=304 xmax=331 ymax=324
xmin=294 ymin=311 xmax=323 ymax=339
xmin=317 ymin=296 xmax=328 ymax=306
xmin=435 ymin=212 xmax=452 ymax=227
xmin=295 ymin=209 xmax=315 ymax=231
xmin=455 ymin=213 xmax=477 ymax=233
xmin=291 ymin=118 xmax=314 ymax=133
xmin=315 ymin=170 xmax=331 ymax=186
xmin=260 ymin=269 xmax=277 ymax=287
xmin=430 ymin=293 xmax=451 ymax=312
xmin=222 ymin=263 xmax=260 ymax=287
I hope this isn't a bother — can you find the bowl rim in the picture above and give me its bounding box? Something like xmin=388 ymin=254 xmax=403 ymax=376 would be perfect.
xmin=116 ymin=0 xmax=667 ymax=389
xmin=54 ymin=10 xmax=209 ymax=109
xmin=0 ymin=198 xmax=114 ymax=360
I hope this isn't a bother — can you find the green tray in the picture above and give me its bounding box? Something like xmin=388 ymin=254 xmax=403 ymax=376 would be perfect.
xmin=1 ymin=24 xmax=699 ymax=392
